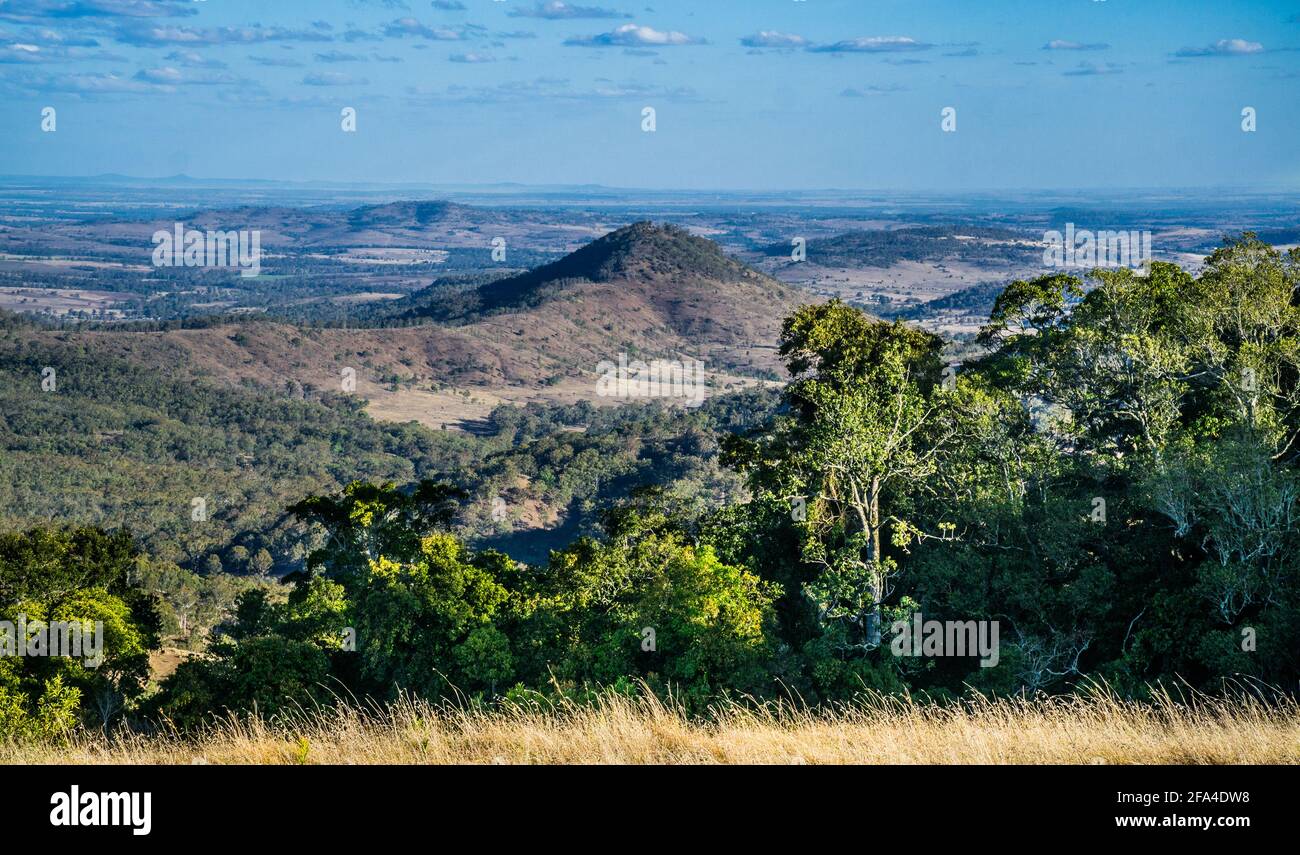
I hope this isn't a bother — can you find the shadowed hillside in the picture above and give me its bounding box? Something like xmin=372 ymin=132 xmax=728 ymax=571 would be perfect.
xmin=392 ymin=222 xmax=804 ymax=374
xmin=464 ymin=221 xmax=764 ymax=313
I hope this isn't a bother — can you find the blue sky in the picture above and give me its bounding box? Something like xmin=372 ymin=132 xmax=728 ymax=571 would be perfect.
xmin=1 ymin=0 xmax=1298 ymax=190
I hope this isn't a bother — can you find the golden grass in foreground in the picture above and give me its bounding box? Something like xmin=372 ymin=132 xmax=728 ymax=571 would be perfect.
xmin=5 ymin=687 xmax=1299 ymax=765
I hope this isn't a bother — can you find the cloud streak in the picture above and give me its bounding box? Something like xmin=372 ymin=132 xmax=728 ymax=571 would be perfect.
xmin=0 ymin=0 xmax=195 ymax=23
xmin=115 ymin=24 xmax=332 ymax=46
xmin=1174 ymin=38 xmax=1264 ymax=57
xmin=381 ymin=17 xmax=468 ymax=40
xmin=510 ymin=2 xmax=627 ymax=19
xmin=1063 ymin=61 xmax=1124 ymax=76
xmin=1043 ymin=39 xmax=1110 ymax=51
xmin=808 ymin=36 xmax=932 ymax=54
xmin=740 ymin=31 xmax=808 ymax=49
xmin=405 ymin=75 xmax=697 ymax=104
xmin=565 ymin=24 xmax=701 ymax=47
xmin=303 ymin=70 xmax=368 ymax=86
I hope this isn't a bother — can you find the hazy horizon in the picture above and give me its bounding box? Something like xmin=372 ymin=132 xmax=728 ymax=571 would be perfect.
xmin=6 ymin=172 xmax=1300 ymax=198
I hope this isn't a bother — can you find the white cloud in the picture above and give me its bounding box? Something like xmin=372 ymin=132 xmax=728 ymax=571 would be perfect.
xmin=1175 ymin=38 xmax=1264 ymax=57
xmin=740 ymin=31 xmax=808 ymax=49
xmin=565 ymin=24 xmax=701 ymax=47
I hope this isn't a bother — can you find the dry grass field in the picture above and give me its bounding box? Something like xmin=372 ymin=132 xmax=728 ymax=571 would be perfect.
xmin=6 ymin=686 xmax=1297 ymax=766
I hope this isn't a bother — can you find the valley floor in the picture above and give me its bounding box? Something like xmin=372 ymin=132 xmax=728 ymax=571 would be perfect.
xmin=7 ymin=690 xmax=1298 ymax=765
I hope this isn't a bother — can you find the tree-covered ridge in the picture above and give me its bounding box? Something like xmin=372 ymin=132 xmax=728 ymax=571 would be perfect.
xmin=764 ymin=225 xmax=1038 ymax=268
xmin=2 ymin=235 xmax=1297 ymax=739
xmin=0 ymin=321 xmax=778 ymax=573
xmin=0 ymin=332 xmax=482 ymax=569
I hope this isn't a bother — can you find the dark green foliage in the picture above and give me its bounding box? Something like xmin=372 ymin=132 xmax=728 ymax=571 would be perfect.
xmin=0 ymin=526 xmax=161 ymax=737
xmin=154 ymin=487 xmax=778 ymax=721
xmin=0 ymin=335 xmax=482 ymax=569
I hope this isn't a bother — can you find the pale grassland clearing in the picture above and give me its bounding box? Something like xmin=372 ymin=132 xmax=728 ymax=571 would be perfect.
xmin=0 ymin=286 xmax=127 ymax=316
xmin=362 ymin=371 xmax=777 ymax=432
xmin=0 ymin=254 xmax=152 ymax=271
xmin=775 ymin=259 xmax=1045 ymax=306
xmin=306 ymin=248 xmax=450 ymax=265
xmin=5 ymin=687 xmax=1296 ymax=765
